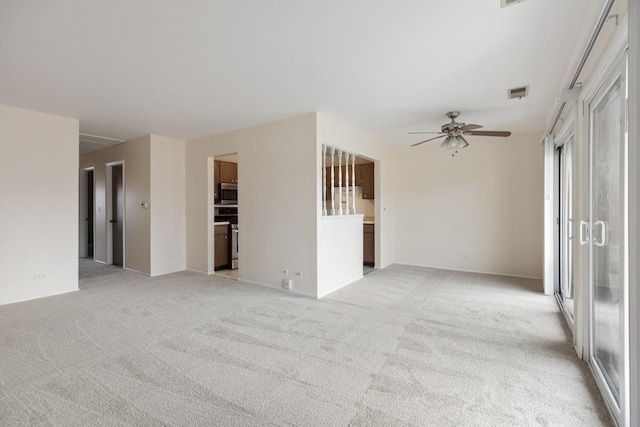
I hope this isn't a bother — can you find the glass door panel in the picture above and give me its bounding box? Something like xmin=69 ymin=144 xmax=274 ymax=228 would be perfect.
xmin=589 ymin=55 xmax=627 ymax=420
xmin=559 ymin=139 xmax=575 ymax=321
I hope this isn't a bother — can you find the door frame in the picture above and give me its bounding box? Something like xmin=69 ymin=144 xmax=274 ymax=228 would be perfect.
xmin=628 ymin=2 xmax=639 ymax=426
xmin=79 ymin=167 xmax=95 ymax=259
xmin=581 ymin=46 xmax=629 ymax=426
xmin=106 ymin=161 xmax=125 ymax=267
xmin=553 ymin=115 xmax=576 ymax=331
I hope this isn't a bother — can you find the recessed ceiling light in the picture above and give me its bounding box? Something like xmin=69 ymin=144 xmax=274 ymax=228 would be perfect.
xmin=501 ymin=0 xmax=527 ymax=7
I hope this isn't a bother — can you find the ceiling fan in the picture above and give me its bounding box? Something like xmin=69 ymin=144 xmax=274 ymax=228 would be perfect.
xmin=410 ymin=111 xmax=511 ymax=153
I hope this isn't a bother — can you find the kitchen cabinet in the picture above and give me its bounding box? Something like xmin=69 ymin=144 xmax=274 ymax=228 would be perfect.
xmin=214 ymin=160 xmax=220 ymax=200
xmin=214 ymin=224 xmax=230 ymax=269
xmin=354 ymin=164 xmax=363 ymax=186
xmin=360 ymin=163 xmax=374 ymax=199
xmin=363 ymin=223 xmax=375 ymax=266
xmin=219 ymin=161 xmax=237 ymax=183
xmin=324 ymin=162 xmax=373 ymax=200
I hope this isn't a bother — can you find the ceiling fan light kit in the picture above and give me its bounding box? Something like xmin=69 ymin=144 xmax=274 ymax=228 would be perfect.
xmin=440 ymin=135 xmax=468 ymax=150
xmin=410 ymin=111 xmax=512 ymax=153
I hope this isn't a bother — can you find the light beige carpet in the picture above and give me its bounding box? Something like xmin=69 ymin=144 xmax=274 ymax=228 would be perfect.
xmin=0 ymin=260 xmax=611 ymax=426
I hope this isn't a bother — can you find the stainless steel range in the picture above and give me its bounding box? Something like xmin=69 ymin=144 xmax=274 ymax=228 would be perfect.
xmin=230 ymin=224 xmax=239 ymax=270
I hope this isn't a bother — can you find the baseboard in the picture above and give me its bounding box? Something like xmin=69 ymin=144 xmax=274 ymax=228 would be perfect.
xmin=238 ymin=278 xmax=316 ymax=298
xmin=0 ymin=288 xmax=79 ymax=307
xmin=124 ymin=267 xmax=150 ymax=276
xmin=317 ymin=274 xmax=364 ymax=299
xmin=393 ymin=262 xmax=542 ymax=280
xmin=185 ymin=268 xmax=209 ymax=275
xmin=149 ymin=268 xmax=188 ymax=278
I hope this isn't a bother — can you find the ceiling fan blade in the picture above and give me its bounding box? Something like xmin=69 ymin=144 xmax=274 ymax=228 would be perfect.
xmin=464 ymin=130 xmax=512 ymax=137
xmin=408 ymin=131 xmax=442 ymax=135
xmin=460 ymin=124 xmax=482 ymax=131
xmin=411 ymin=134 xmax=447 ymax=147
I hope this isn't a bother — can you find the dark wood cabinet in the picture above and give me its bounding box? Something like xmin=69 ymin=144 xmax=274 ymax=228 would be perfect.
xmin=214 ymin=160 xmax=220 ymax=200
xmin=360 ymin=163 xmax=374 ymax=199
xmin=219 ymin=161 xmax=237 ymax=184
xmin=214 ymin=224 xmax=230 ymax=269
xmin=354 ymin=164 xmax=363 ymax=186
xmin=324 ymin=162 xmax=373 ymax=201
xmin=363 ymin=223 xmax=375 ymax=266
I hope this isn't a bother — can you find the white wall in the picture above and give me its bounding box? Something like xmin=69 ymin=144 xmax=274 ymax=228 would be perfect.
xmin=393 ymin=131 xmax=544 ymax=279
xmin=317 ymin=113 xmax=394 ymax=269
xmin=80 ymin=136 xmax=151 ymax=274
xmin=0 ymin=105 xmax=79 ymax=305
xmin=150 ymin=135 xmax=186 ymax=276
xmin=317 ymin=215 xmax=364 ymax=298
xmin=186 ymin=114 xmax=318 ymax=295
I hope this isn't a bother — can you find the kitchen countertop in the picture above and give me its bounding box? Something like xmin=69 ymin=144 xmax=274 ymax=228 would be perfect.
xmin=214 ymin=221 xmax=230 ymax=225
xmin=363 ymin=221 xmax=375 ymax=225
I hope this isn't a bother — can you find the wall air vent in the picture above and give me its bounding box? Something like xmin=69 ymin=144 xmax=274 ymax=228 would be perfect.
xmin=508 ymin=85 xmax=529 ymax=100
xmin=501 ymin=0 xmax=527 ymax=7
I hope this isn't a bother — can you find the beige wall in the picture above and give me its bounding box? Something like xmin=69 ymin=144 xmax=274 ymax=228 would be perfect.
xmin=150 ymin=135 xmax=186 ymax=276
xmin=80 ymin=136 xmax=151 ymax=274
xmin=392 ymin=131 xmax=544 ymax=278
xmin=0 ymin=104 xmax=79 ymax=305
xmin=186 ymin=114 xmax=318 ymax=295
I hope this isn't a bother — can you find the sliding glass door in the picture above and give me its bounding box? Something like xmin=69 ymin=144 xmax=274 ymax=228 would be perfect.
xmin=587 ymin=52 xmax=628 ymax=424
xmin=558 ymin=138 xmax=575 ymax=323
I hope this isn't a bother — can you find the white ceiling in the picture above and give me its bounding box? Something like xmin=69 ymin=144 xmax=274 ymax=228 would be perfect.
xmin=0 ymin=0 xmax=598 ymax=146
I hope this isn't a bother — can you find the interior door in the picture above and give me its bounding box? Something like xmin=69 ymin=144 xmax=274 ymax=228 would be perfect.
xmin=87 ymin=169 xmax=94 ymax=258
xmin=587 ymin=53 xmax=628 ymax=424
xmin=112 ymin=165 xmax=124 ymax=266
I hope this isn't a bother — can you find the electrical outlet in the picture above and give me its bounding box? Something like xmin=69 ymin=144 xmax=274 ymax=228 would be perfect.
xmin=34 ymin=273 xmax=45 ymax=280
xmin=295 ymin=271 xmax=302 ymax=277
xmin=282 ymin=279 xmax=292 ymax=289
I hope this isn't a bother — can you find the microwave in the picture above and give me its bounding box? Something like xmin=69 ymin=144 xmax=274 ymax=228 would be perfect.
xmin=219 ymin=183 xmax=238 ymax=204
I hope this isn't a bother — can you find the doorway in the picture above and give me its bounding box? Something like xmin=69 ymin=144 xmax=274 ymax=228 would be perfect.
xmin=106 ymin=162 xmax=124 ymax=267
xmin=212 ymin=154 xmax=238 ymax=279
xmin=79 ymin=168 xmax=95 ymax=258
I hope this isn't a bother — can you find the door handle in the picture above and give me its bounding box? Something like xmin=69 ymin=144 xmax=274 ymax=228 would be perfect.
xmin=567 ymin=218 xmax=573 ymax=240
xmin=594 ymin=220 xmax=607 ymax=246
xmin=579 ymin=220 xmax=590 ymax=245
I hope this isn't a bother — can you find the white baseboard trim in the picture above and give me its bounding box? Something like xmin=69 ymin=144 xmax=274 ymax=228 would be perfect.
xmin=124 ymin=267 xmax=150 ymax=276
xmin=317 ymin=274 xmax=364 ymax=299
xmin=185 ymin=268 xmax=209 ymax=275
xmin=393 ymin=262 xmax=543 ymax=280
xmin=149 ymin=268 xmax=188 ymax=278
xmin=0 ymin=288 xmax=79 ymax=307
xmin=238 ymin=278 xmax=316 ymax=299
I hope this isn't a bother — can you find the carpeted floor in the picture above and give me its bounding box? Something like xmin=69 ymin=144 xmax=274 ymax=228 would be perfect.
xmin=0 ymin=260 xmax=611 ymax=426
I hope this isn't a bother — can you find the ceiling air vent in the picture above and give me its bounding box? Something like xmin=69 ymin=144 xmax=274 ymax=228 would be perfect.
xmin=501 ymin=0 xmax=527 ymax=7
xmin=508 ymin=85 xmax=529 ymax=100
